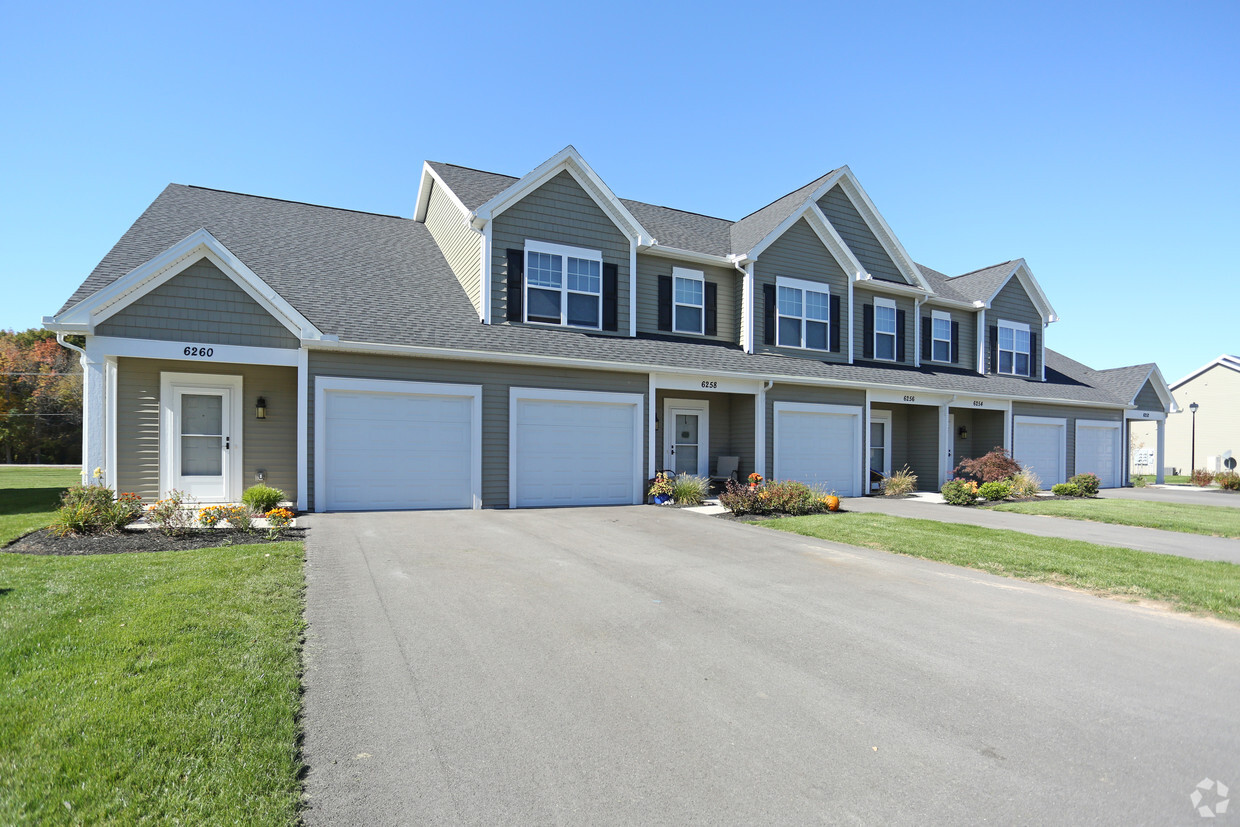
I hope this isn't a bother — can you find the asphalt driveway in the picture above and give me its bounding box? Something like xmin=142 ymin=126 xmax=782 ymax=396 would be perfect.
xmin=301 ymin=507 xmax=1240 ymax=825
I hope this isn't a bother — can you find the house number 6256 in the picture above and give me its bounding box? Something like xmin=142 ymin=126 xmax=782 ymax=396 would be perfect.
xmin=183 ymin=346 xmax=215 ymax=358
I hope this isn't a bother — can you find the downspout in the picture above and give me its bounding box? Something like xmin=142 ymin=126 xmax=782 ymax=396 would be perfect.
xmin=54 ymin=333 xmax=90 ymax=485
xmin=913 ymin=297 xmax=923 ymax=368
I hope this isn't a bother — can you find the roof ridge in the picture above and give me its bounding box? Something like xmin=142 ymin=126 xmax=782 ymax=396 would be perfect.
xmin=734 ymin=170 xmax=837 ymax=222
xmin=183 ymin=184 xmax=408 ymax=220
xmin=948 ymin=260 xmax=1016 ymax=280
xmin=428 ymin=160 xmax=519 ymax=181
xmin=620 ymin=198 xmax=735 ymax=224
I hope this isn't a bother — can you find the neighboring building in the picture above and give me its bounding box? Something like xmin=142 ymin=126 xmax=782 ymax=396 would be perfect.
xmin=1158 ymin=355 xmax=1239 ymax=474
xmin=43 ymin=146 xmax=1177 ymax=510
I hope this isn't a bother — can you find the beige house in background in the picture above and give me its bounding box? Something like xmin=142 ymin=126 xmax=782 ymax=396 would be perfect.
xmin=1158 ymin=355 xmax=1240 ymax=475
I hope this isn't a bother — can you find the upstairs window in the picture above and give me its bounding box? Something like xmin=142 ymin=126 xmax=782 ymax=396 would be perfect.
xmin=673 ymin=267 xmax=704 ymax=334
xmin=524 ymin=241 xmax=602 ymax=329
xmin=931 ymin=311 xmax=952 ymax=362
xmin=776 ymin=277 xmax=830 ymax=350
xmin=874 ymin=297 xmax=897 ymax=361
xmin=998 ymin=320 xmax=1030 ymax=376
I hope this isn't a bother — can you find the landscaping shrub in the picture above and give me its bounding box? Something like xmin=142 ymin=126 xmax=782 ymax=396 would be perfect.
xmin=1008 ymin=469 xmax=1042 ymax=498
xmin=48 ymin=486 xmax=144 ymax=537
xmin=941 ymin=478 xmax=979 ymax=506
xmin=978 ymin=480 xmax=1012 ymax=501
xmin=265 ymin=507 xmax=295 ymax=539
xmin=219 ymin=504 xmax=255 ymax=532
xmin=763 ymin=480 xmax=826 ymax=516
xmin=1216 ymin=471 xmax=1240 ymax=491
xmin=241 ymin=484 xmax=285 ymax=513
xmin=198 ymin=505 xmax=230 ymax=528
xmin=1068 ymin=472 xmax=1101 ymax=497
xmin=1193 ymin=468 xmax=1216 ymax=487
xmin=881 ymin=466 xmax=917 ymax=496
xmin=719 ymin=479 xmax=761 ymax=515
xmin=147 ymin=490 xmax=195 ymax=536
xmin=954 ymin=447 xmax=1022 ymax=483
xmin=1051 ymin=483 xmax=1082 ymax=497
xmin=670 ymin=473 xmax=710 ymax=506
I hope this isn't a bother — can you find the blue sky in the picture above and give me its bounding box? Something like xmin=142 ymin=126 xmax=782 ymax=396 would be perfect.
xmin=3 ymin=0 xmax=1236 ymax=384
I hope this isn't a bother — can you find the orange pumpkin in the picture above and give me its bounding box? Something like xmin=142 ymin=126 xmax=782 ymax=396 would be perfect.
xmin=825 ymin=495 xmax=840 ymax=512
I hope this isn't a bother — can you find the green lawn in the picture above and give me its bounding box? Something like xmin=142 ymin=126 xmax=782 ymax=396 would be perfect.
xmin=1132 ymin=474 xmax=1192 ymax=485
xmin=0 ymin=466 xmax=306 ymax=824
xmin=0 ymin=466 xmax=82 ymax=544
xmin=764 ymin=512 xmax=1240 ymax=622
xmin=990 ymin=498 xmax=1240 ymax=538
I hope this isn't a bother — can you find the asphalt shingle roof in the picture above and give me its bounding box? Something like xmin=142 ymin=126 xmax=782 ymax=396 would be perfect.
xmin=56 ymin=183 xmax=1138 ymax=408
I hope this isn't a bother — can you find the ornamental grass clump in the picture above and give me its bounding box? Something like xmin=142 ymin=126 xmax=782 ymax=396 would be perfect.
xmin=1008 ymin=469 xmax=1042 ymax=499
xmin=954 ymin=447 xmax=1022 ymax=484
xmin=978 ymin=480 xmax=1012 ymax=501
xmin=880 ymin=466 xmax=917 ymax=496
xmin=941 ymin=478 xmax=979 ymax=506
xmin=1068 ymin=472 xmax=1101 ymax=497
xmin=670 ymin=473 xmax=711 ymax=506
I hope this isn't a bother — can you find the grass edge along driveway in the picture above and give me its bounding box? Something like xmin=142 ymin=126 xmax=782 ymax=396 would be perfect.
xmin=764 ymin=512 xmax=1240 ymax=623
xmin=989 ymin=497 xmax=1240 ymax=539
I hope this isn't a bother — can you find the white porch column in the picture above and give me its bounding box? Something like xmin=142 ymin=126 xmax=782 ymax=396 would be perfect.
xmin=938 ymin=403 xmax=951 ymax=486
xmin=755 ymin=383 xmax=768 ymax=479
xmin=296 ymin=347 xmax=309 ymax=512
xmin=1156 ymin=419 xmax=1166 ymax=484
xmin=82 ymin=352 xmax=106 ymax=486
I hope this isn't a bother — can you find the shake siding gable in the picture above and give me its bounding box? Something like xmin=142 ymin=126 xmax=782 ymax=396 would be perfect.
xmin=988 ymin=277 xmax=1043 ymax=376
xmin=96 ymin=260 xmax=298 ymax=348
xmin=490 ymin=170 xmax=630 ymax=333
xmin=423 ymin=181 xmax=483 ymax=314
xmin=817 ymin=186 xmax=907 ymax=284
xmin=1133 ymin=379 xmax=1164 ymax=412
xmin=306 ymin=350 xmax=648 ymax=510
xmin=753 ymin=218 xmax=848 ymax=361
xmin=635 ymin=255 xmax=737 ymax=344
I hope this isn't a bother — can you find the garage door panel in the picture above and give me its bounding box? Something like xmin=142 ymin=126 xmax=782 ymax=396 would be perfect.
xmin=774 ymin=407 xmax=861 ymax=497
xmin=512 ymin=394 xmax=640 ymax=508
xmin=1014 ymin=421 xmax=1065 ymax=486
xmin=320 ymin=384 xmax=479 ymax=511
xmin=1076 ymin=424 xmax=1119 ymax=488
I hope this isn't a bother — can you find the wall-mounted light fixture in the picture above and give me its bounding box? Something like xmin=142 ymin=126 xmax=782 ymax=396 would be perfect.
xmin=255 ymin=396 xmax=268 ymax=420
xmin=957 ymin=425 xmax=969 ymax=440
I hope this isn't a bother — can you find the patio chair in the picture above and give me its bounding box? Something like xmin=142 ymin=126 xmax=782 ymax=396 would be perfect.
xmin=710 ymin=456 xmax=740 ymax=489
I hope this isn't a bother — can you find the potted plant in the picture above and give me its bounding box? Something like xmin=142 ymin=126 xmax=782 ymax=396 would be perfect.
xmin=648 ymin=472 xmax=674 ymax=505
xmin=747 ymin=472 xmax=764 ymax=492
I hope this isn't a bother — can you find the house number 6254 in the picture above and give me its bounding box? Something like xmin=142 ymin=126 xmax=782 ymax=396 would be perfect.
xmin=183 ymin=346 xmax=215 ymax=358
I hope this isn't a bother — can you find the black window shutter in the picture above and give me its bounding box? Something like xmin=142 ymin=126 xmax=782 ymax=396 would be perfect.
xmin=657 ymin=275 xmax=672 ymax=331
xmin=829 ymin=294 xmax=841 ymax=352
xmin=506 ymin=249 xmax=524 ymax=322
xmin=896 ymin=309 xmax=906 ymax=363
xmin=862 ymin=305 xmax=874 ymax=359
xmin=602 ymin=263 xmax=618 ymax=331
xmin=950 ymin=321 xmax=960 ymax=364
xmin=704 ymin=281 xmax=718 ymax=337
xmin=988 ymin=325 xmax=998 ymax=373
xmin=1029 ymin=330 xmax=1038 ymax=377
xmin=763 ymin=284 xmax=776 ymax=345
xmin=921 ymin=316 xmax=932 ymax=361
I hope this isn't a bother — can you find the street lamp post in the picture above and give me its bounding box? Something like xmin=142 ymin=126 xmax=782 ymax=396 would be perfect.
xmin=1190 ymin=402 xmax=1200 ymax=473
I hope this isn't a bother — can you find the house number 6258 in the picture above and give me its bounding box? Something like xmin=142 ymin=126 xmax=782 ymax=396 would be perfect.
xmin=701 ymin=381 xmax=718 ymax=389
xmin=183 ymin=346 xmax=215 ymax=358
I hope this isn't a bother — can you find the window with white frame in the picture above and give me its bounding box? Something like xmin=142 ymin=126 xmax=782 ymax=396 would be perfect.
xmin=673 ymin=267 xmax=704 ymax=334
xmin=874 ymin=297 xmax=897 ymax=360
xmin=998 ymin=320 xmax=1031 ymax=376
xmin=776 ymin=277 xmax=830 ymax=350
xmin=524 ymin=240 xmax=602 ymax=329
xmin=931 ymin=310 xmax=952 ymax=362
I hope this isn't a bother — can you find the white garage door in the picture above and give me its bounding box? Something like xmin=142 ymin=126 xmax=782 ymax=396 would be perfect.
xmin=510 ymin=388 xmax=643 ymax=508
xmin=1076 ymin=420 xmax=1121 ymax=488
xmin=773 ymin=403 xmax=862 ymax=497
xmin=316 ymin=378 xmax=480 ymax=511
xmin=1014 ymin=417 xmax=1066 ymax=486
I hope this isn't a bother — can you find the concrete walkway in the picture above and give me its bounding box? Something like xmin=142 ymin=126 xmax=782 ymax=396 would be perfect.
xmin=843 ymin=495 xmax=1240 ymax=564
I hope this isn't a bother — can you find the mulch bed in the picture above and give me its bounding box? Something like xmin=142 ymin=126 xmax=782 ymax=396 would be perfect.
xmin=713 ymin=510 xmax=848 ymax=522
xmin=4 ymin=527 xmax=308 ymax=556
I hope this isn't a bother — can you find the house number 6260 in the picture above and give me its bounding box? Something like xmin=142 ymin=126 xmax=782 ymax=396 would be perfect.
xmin=183 ymin=346 xmax=215 ymax=358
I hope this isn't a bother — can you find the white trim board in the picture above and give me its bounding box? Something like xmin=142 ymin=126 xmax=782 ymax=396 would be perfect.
xmin=159 ymin=371 xmax=245 ymax=504
xmin=313 ymin=376 xmax=483 ymax=512
xmin=89 ymin=335 xmax=300 ymax=367
xmin=662 ymin=397 xmax=710 ymax=476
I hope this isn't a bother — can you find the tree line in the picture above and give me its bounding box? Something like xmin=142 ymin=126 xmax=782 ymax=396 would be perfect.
xmin=0 ymin=329 xmax=83 ymax=464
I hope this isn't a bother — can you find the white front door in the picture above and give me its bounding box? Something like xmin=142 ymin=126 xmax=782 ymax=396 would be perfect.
xmin=662 ymin=399 xmax=709 ymax=476
xmin=870 ymin=411 xmax=891 ymax=491
xmin=161 ymin=373 xmax=244 ymax=503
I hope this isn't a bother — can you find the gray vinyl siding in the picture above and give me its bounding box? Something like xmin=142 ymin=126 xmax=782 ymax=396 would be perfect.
xmin=904 ymin=406 xmax=940 ymax=489
xmin=307 ymin=351 xmax=647 ymax=509
xmin=753 ymin=218 xmax=849 ymax=362
xmin=423 ymin=181 xmax=482 ymax=315
xmin=817 ymin=185 xmax=907 ymax=284
xmin=922 ymin=305 xmax=977 ymax=369
xmin=114 ymin=357 xmax=298 ymax=503
xmin=491 ymin=171 xmax=630 ymax=334
xmin=1133 ymin=379 xmax=1165 ymax=412
xmin=1012 ymin=402 xmax=1122 ymax=478
xmin=763 ymin=384 xmax=866 ymax=479
xmin=97 ymin=260 xmax=298 ymax=348
xmin=987 ymin=277 xmax=1043 ymax=377
xmin=966 ymin=409 xmax=1006 ymax=460
xmin=635 ymin=256 xmax=738 ymax=344
xmin=853 ymin=287 xmax=915 ymax=364
xmin=728 ymin=394 xmax=757 ymax=481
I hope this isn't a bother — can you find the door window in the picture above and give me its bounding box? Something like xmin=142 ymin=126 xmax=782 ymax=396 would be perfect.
xmin=673 ymin=413 xmax=699 ymax=475
xmin=180 ymin=393 xmax=224 ymax=476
